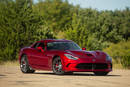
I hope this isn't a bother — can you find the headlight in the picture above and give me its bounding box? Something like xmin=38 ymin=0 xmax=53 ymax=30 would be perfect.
xmin=64 ymin=54 xmax=78 ymax=60
xmin=106 ymin=55 xmax=112 ymax=62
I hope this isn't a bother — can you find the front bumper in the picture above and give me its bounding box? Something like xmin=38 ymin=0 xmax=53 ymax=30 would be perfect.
xmin=63 ymin=59 xmax=112 ymax=72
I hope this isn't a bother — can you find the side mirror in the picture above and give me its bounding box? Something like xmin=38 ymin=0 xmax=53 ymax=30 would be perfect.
xmin=37 ymin=47 xmax=44 ymax=52
xmin=82 ymin=47 xmax=86 ymax=50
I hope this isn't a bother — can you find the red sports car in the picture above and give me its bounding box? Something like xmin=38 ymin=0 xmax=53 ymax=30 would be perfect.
xmin=19 ymin=39 xmax=112 ymax=75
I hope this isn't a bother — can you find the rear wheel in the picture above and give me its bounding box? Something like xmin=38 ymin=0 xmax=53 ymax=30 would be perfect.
xmin=20 ymin=55 xmax=35 ymax=73
xmin=94 ymin=72 xmax=109 ymax=76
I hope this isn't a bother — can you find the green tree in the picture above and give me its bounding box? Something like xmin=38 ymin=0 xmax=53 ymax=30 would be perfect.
xmin=33 ymin=0 xmax=73 ymax=32
xmin=0 ymin=0 xmax=53 ymax=61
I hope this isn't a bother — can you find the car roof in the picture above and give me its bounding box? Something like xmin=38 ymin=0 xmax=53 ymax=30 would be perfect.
xmin=30 ymin=39 xmax=72 ymax=47
xmin=39 ymin=39 xmax=72 ymax=43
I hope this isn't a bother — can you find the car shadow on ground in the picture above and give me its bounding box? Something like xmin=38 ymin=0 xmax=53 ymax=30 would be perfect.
xmin=0 ymin=74 xmax=6 ymax=77
xmin=33 ymin=72 xmax=121 ymax=77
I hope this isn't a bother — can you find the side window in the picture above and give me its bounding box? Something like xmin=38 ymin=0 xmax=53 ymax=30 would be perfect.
xmin=32 ymin=43 xmax=38 ymax=48
xmin=47 ymin=43 xmax=54 ymax=50
xmin=32 ymin=42 xmax=45 ymax=49
xmin=36 ymin=42 xmax=45 ymax=49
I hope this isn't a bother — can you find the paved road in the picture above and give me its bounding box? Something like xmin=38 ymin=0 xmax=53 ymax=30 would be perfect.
xmin=0 ymin=66 xmax=130 ymax=87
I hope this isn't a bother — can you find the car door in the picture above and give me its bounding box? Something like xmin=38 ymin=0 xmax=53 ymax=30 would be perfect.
xmin=30 ymin=42 xmax=49 ymax=69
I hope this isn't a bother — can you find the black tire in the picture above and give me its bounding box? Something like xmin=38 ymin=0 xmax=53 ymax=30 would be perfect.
xmin=20 ymin=55 xmax=35 ymax=73
xmin=52 ymin=57 xmax=65 ymax=75
xmin=64 ymin=72 xmax=73 ymax=75
xmin=94 ymin=72 xmax=109 ymax=76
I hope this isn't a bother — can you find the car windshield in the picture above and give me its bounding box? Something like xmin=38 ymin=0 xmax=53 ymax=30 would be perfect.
xmin=47 ymin=42 xmax=81 ymax=50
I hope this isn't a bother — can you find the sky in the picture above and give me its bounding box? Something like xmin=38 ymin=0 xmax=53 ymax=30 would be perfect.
xmin=34 ymin=0 xmax=130 ymax=11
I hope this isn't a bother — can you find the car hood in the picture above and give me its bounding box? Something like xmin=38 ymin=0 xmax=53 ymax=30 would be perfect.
xmin=64 ymin=50 xmax=106 ymax=60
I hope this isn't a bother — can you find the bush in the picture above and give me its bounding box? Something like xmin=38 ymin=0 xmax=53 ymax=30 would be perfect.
xmin=103 ymin=41 xmax=130 ymax=69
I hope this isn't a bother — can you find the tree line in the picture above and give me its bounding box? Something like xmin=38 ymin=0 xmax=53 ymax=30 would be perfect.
xmin=0 ymin=0 xmax=130 ymax=68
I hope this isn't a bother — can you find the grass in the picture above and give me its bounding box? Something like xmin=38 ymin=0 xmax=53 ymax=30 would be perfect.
xmin=112 ymin=62 xmax=124 ymax=69
xmin=0 ymin=60 xmax=19 ymax=66
xmin=112 ymin=59 xmax=124 ymax=69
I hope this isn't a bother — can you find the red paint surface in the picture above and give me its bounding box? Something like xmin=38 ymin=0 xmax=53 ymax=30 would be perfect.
xmin=19 ymin=39 xmax=112 ymax=72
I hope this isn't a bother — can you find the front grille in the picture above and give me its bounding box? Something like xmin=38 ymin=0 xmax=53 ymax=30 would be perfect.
xmin=76 ymin=63 xmax=108 ymax=69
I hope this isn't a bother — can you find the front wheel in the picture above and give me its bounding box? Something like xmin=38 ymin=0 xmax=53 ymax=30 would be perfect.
xmin=52 ymin=57 xmax=65 ymax=75
xmin=94 ymin=72 xmax=109 ymax=76
xmin=20 ymin=55 xmax=35 ymax=73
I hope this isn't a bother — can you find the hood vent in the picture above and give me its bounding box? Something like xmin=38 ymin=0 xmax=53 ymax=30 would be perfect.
xmin=86 ymin=54 xmax=93 ymax=56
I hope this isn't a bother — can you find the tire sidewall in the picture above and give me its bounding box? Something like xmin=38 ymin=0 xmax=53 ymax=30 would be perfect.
xmin=20 ymin=55 xmax=35 ymax=73
xmin=52 ymin=57 xmax=65 ymax=75
xmin=20 ymin=55 xmax=27 ymax=73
